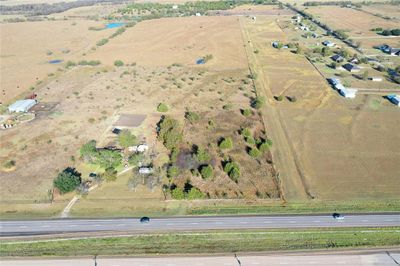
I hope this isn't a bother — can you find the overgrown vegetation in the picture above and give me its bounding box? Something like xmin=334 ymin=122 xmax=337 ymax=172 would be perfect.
xmin=157 ymin=103 xmax=169 ymax=112
xmin=53 ymin=168 xmax=82 ymax=194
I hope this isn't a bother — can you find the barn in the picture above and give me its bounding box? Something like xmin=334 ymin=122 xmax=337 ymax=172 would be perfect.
xmin=8 ymin=99 xmax=37 ymax=113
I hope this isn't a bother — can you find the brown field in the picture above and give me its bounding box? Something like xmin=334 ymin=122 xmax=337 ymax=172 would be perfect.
xmin=361 ymin=4 xmax=400 ymax=20
xmin=242 ymin=16 xmax=400 ymax=200
xmin=1 ymin=15 xmax=280 ymax=216
xmin=0 ymin=20 xmax=109 ymax=104
xmin=305 ymin=6 xmax=398 ymax=37
xmin=49 ymin=4 xmax=124 ymax=19
xmin=86 ymin=16 xmax=248 ymax=70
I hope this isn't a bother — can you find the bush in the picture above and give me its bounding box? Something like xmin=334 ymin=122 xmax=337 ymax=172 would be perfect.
xmin=97 ymin=38 xmax=109 ymax=46
xmin=276 ymin=95 xmax=283 ymax=101
xmin=252 ymin=96 xmax=265 ymax=109
xmin=200 ymin=165 xmax=213 ymax=179
xmin=158 ymin=116 xmax=182 ymax=150
xmin=128 ymin=153 xmax=144 ymax=166
xmin=65 ymin=61 xmax=76 ymax=68
xmin=195 ymin=146 xmax=211 ymax=163
xmin=157 ymin=103 xmax=169 ymax=112
xmin=245 ymin=136 xmax=256 ymax=145
xmin=171 ymin=187 xmax=185 ymax=200
xmin=53 ymin=168 xmax=82 ymax=194
xmin=185 ymin=111 xmax=200 ymax=123
xmin=259 ymin=142 xmax=270 ymax=153
xmin=118 ymin=129 xmax=138 ymax=148
xmin=170 ymin=147 xmax=179 ymax=163
xmin=219 ymin=137 xmax=233 ymax=149
xmin=167 ymin=165 xmax=180 ymax=178
xmin=187 ymin=188 xmax=205 ymax=199
xmin=2 ymin=160 xmax=16 ymax=169
xmin=223 ymin=161 xmax=240 ymax=182
xmin=248 ymin=147 xmax=261 ymax=158
xmin=114 ymin=60 xmax=124 ymax=67
xmin=102 ymin=167 xmax=117 ymax=182
xmin=241 ymin=128 xmax=252 ymax=138
xmin=242 ymin=108 xmax=252 ymax=116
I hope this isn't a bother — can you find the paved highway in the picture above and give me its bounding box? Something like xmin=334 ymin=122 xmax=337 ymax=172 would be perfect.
xmin=1 ymin=214 xmax=399 ymax=237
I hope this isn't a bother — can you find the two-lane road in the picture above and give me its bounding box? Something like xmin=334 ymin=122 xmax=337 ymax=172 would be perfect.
xmin=1 ymin=214 xmax=399 ymax=237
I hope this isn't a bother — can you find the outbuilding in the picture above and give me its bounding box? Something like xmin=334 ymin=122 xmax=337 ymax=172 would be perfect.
xmin=322 ymin=40 xmax=335 ymax=47
xmin=343 ymin=63 xmax=360 ymax=73
xmin=369 ymin=77 xmax=382 ymax=82
xmin=8 ymin=99 xmax=37 ymax=113
xmin=331 ymin=54 xmax=344 ymax=63
xmin=387 ymin=95 xmax=400 ymax=106
xmin=339 ymin=87 xmax=357 ymax=98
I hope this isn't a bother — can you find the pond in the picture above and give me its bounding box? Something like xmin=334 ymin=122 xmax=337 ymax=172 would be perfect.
xmin=105 ymin=22 xmax=126 ymax=29
xmin=49 ymin=59 xmax=63 ymax=64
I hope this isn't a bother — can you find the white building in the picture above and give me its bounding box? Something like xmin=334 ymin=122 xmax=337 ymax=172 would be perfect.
xmin=128 ymin=144 xmax=149 ymax=153
xmin=8 ymin=99 xmax=37 ymax=113
xmin=195 ymin=13 xmax=201 ymax=16
xmin=139 ymin=167 xmax=153 ymax=174
xmin=369 ymin=77 xmax=382 ymax=82
xmin=339 ymin=88 xmax=357 ymax=98
xmin=172 ymin=5 xmax=178 ymax=9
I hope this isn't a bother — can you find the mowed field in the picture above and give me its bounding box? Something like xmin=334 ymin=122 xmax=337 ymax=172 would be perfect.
xmin=0 ymin=20 xmax=109 ymax=103
xmin=86 ymin=16 xmax=248 ymax=70
xmin=305 ymin=6 xmax=398 ymax=37
xmin=242 ymin=16 xmax=400 ymax=200
xmin=362 ymin=4 xmax=400 ymax=20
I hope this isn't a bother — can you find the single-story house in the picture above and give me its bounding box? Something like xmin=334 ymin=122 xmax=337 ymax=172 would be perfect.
xmin=343 ymin=63 xmax=361 ymax=73
xmin=8 ymin=99 xmax=37 ymax=113
xmin=327 ymin=77 xmax=340 ymax=86
xmin=379 ymin=45 xmax=400 ymax=56
xmin=322 ymin=40 xmax=335 ymax=47
xmin=331 ymin=54 xmax=344 ymax=63
xmin=369 ymin=77 xmax=382 ymax=82
xmin=389 ymin=48 xmax=400 ymax=56
xmin=339 ymin=87 xmax=357 ymax=98
xmin=387 ymin=95 xmax=400 ymax=106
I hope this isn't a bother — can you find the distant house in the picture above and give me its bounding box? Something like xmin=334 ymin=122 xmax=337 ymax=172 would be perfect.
xmin=128 ymin=144 xmax=149 ymax=153
xmin=271 ymin=41 xmax=279 ymax=48
xmin=327 ymin=77 xmax=340 ymax=86
xmin=349 ymin=57 xmax=359 ymax=64
xmin=369 ymin=77 xmax=382 ymax=82
xmin=331 ymin=54 xmax=344 ymax=63
xmin=172 ymin=5 xmax=178 ymax=9
xmin=195 ymin=13 xmax=201 ymax=16
xmin=343 ymin=63 xmax=361 ymax=73
xmin=8 ymin=99 xmax=37 ymax=113
xmin=300 ymin=25 xmax=309 ymax=31
xmin=322 ymin=40 xmax=335 ymax=47
xmin=380 ymin=45 xmax=400 ymax=56
xmin=387 ymin=95 xmax=400 ymax=106
xmin=338 ymin=86 xmax=357 ymax=98
xmin=139 ymin=167 xmax=153 ymax=174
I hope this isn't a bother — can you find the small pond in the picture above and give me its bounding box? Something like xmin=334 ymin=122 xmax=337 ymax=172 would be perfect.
xmin=49 ymin=59 xmax=63 ymax=64
xmin=105 ymin=22 xmax=126 ymax=29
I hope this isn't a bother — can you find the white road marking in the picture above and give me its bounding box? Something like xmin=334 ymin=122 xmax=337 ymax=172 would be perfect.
xmin=313 ymin=220 xmax=321 ymax=223
xmin=190 ymin=223 xmax=199 ymax=225
xmin=18 ymin=226 xmax=27 ymax=228
xmin=362 ymin=220 xmax=369 ymax=222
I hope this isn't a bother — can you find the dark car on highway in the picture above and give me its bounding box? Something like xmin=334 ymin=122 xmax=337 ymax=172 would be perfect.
xmin=140 ymin=217 xmax=150 ymax=223
xmin=332 ymin=213 xmax=344 ymax=220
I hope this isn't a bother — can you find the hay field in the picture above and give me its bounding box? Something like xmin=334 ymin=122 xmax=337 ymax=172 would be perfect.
xmin=0 ymin=20 xmax=109 ymax=104
xmin=306 ymin=6 xmax=398 ymax=37
xmin=362 ymin=4 xmax=400 ymax=20
xmin=242 ymin=16 xmax=400 ymax=200
xmin=86 ymin=16 xmax=248 ymax=70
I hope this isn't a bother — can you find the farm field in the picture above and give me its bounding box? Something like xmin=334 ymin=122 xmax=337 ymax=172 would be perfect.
xmin=86 ymin=16 xmax=248 ymax=69
xmin=241 ymin=15 xmax=400 ymax=200
xmin=361 ymin=4 xmax=400 ymax=20
xmin=305 ymin=6 xmax=398 ymax=37
xmin=0 ymin=20 xmax=109 ymax=103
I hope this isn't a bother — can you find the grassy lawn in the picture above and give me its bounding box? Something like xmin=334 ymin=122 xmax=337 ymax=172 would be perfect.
xmin=1 ymin=227 xmax=399 ymax=257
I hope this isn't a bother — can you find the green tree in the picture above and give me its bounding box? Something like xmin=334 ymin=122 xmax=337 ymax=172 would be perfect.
xmin=158 ymin=116 xmax=182 ymax=150
xmin=195 ymin=146 xmax=211 ymax=162
xmin=187 ymin=188 xmax=205 ymax=199
xmin=167 ymin=165 xmax=180 ymax=178
xmin=242 ymin=109 xmax=252 ymax=117
xmin=170 ymin=147 xmax=180 ymax=163
xmin=102 ymin=167 xmax=117 ymax=182
xmin=114 ymin=60 xmax=124 ymax=67
xmin=118 ymin=129 xmax=138 ymax=148
xmin=80 ymin=140 xmax=97 ymax=163
xmin=157 ymin=103 xmax=169 ymax=112
xmin=219 ymin=137 xmax=233 ymax=149
xmin=223 ymin=161 xmax=240 ymax=182
xmin=171 ymin=187 xmax=185 ymax=199
xmin=128 ymin=153 xmax=144 ymax=166
xmin=200 ymin=165 xmax=213 ymax=179
xmin=252 ymin=96 xmax=265 ymax=109
xmin=53 ymin=168 xmax=82 ymax=194
xmin=96 ymin=150 xmax=122 ymax=169
xmin=249 ymin=147 xmax=261 ymax=158
xmin=259 ymin=142 xmax=270 ymax=153
xmin=185 ymin=111 xmax=200 ymax=123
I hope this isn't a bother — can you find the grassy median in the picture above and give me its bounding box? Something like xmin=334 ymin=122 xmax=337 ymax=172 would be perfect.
xmin=1 ymin=228 xmax=399 ymax=257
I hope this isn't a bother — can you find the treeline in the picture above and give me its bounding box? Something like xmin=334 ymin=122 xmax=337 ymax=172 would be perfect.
xmin=303 ymin=1 xmax=361 ymax=7
xmin=120 ymin=0 xmax=278 ymax=17
xmin=0 ymin=0 xmax=125 ymax=16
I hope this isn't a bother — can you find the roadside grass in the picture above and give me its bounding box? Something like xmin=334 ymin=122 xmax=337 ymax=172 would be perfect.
xmin=1 ymin=199 xmax=399 ymax=219
xmin=1 ymin=228 xmax=399 ymax=257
